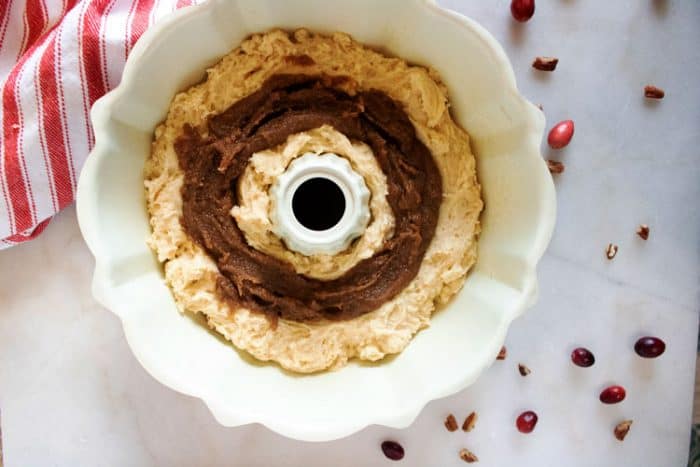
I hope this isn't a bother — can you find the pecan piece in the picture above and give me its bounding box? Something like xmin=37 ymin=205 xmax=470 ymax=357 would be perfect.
xmin=532 ymin=56 xmax=559 ymax=71
xmin=445 ymin=414 xmax=459 ymax=432
xmin=518 ymin=363 xmax=531 ymax=376
xmin=614 ymin=420 xmax=633 ymax=441
xmin=644 ymin=85 xmax=665 ymax=99
xmin=605 ymin=243 xmax=618 ymax=260
xmin=462 ymin=412 xmax=478 ymax=432
xmin=636 ymin=224 xmax=650 ymax=240
xmin=496 ymin=346 xmax=507 ymax=360
xmin=459 ymin=448 xmax=479 ymax=463
xmin=547 ymin=160 xmax=565 ymax=174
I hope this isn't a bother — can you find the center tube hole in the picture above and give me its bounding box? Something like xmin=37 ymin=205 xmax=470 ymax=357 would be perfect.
xmin=292 ymin=177 xmax=346 ymax=231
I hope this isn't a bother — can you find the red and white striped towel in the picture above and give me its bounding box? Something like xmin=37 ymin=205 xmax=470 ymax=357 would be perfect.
xmin=0 ymin=0 xmax=201 ymax=249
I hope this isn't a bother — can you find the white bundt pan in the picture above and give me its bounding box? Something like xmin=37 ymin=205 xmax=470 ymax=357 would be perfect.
xmin=76 ymin=0 xmax=556 ymax=442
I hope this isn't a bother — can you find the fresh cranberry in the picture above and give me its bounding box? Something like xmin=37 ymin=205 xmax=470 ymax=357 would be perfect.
xmin=547 ymin=120 xmax=575 ymax=149
xmin=381 ymin=441 xmax=405 ymax=461
xmin=511 ymin=0 xmax=535 ymax=22
xmin=516 ymin=411 xmax=538 ymax=433
xmin=634 ymin=336 xmax=666 ymax=358
xmin=600 ymin=385 xmax=626 ymax=404
xmin=571 ymin=347 xmax=595 ymax=367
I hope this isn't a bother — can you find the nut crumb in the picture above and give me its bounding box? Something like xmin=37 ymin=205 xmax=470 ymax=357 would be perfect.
xmin=459 ymin=448 xmax=479 ymax=463
xmin=606 ymin=243 xmax=618 ymax=260
xmin=644 ymin=85 xmax=665 ymax=99
xmin=532 ymin=56 xmax=559 ymax=71
xmin=614 ymin=420 xmax=633 ymax=441
xmin=518 ymin=363 xmax=531 ymax=376
xmin=496 ymin=346 xmax=507 ymax=360
xmin=462 ymin=412 xmax=478 ymax=432
xmin=445 ymin=414 xmax=458 ymax=432
xmin=636 ymin=224 xmax=650 ymax=240
xmin=547 ymin=160 xmax=565 ymax=174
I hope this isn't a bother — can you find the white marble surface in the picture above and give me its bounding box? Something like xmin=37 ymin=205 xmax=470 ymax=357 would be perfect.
xmin=1 ymin=0 xmax=699 ymax=466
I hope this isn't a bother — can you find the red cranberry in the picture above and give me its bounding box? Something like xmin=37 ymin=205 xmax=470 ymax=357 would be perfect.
xmin=511 ymin=0 xmax=535 ymax=22
xmin=634 ymin=336 xmax=666 ymax=358
xmin=381 ymin=441 xmax=405 ymax=461
xmin=548 ymin=120 xmax=575 ymax=149
xmin=600 ymin=385 xmax=626 ymax=404
xmin=516 ymin=411 xmax=538 ymax=433
xmin=571 ymin=347 xmax=595 ymax=367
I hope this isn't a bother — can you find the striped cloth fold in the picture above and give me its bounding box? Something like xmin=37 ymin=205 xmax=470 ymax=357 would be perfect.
xmin=0 ymin=0 xmax=200 ymax=249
